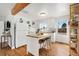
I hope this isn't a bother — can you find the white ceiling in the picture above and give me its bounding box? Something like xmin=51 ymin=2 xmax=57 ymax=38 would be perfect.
xmin=0 ymin=3 xmax=15 ymax=17
xmin=21 ymin=3 xmax=70 ymax=20
xmin=0 ymin=3 xmax=70 ymax=21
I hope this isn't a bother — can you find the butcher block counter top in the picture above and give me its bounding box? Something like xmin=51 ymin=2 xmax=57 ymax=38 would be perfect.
xmin=26 ymin=33 xmax=51 ymax=40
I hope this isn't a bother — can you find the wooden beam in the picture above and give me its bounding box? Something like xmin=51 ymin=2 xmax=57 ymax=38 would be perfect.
xmin=12 ymin=3 xmax=30 ymax=15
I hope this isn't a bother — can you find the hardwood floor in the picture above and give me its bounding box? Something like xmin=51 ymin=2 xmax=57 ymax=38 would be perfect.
xmin=39 ymin=43 xmax=70 ymax=56
xmin=39 ymin=43 xmax=78 ymax=56
xmin=0 ymin=42 xmax=78 ymax=56
xmin=0 ymin=43 xmax=32 ymax=56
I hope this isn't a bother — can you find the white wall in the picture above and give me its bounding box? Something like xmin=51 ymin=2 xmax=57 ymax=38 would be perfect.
xmin=37 ymin=17 xmax=57 ymax=33
xmin=37 ymin=15 xmax=69 ymax=44
xmin=6 ymin=12 xmax=38 ymax=49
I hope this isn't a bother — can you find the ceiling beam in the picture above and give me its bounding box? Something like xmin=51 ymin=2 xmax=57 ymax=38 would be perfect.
xmin=12 ymin=3 xmax=30 ymax=15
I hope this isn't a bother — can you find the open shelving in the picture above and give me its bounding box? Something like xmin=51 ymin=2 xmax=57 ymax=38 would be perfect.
xmin=70 ymin=3 xmax=79 ymax=55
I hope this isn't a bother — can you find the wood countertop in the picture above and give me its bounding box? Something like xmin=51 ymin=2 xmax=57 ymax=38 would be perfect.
xmin=26 ymin=33 xmax=51 ymax=40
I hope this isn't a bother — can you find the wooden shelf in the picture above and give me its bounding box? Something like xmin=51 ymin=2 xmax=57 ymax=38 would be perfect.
xmin=70 ymin=26 xmax=78 ymax=29
xmin=70 ymin=4 xmax=79 ymax=55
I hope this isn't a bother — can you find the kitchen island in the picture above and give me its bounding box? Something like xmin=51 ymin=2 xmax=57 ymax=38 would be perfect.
xmin=26 ymin=33 xmax=51 ymax=56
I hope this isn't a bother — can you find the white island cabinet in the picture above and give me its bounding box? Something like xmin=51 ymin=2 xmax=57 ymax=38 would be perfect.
xmin=26 ymin=33 xmax=51 ymax=56
xmin=27 ymin=36 xmax=40 ymax=56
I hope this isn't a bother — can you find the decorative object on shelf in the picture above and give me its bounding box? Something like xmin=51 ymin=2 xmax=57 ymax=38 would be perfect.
xmin=27 ymin=21 xmax=35 ymax=26
xmin=28 ymin=24 xmax=31 ymax=27
xmin=5 ymin=21 xmax=11 ymax=31
xmin=71 ymin=20 xmax=78 ymax=26
xmin=26 ymin=21 xmax=35 ymax=34
xmin=32 ymin=22 xmax=35 ymax=25
xmin=36 ymin=28 xmax=40 ymax=34
xmin=27 ymin=21 xmax=30 ymax=24
xmin=71 ymin=15 xmax=79 ymax=27
xmin=62 ymin=23 xmax=67 ymax=28
xmin=68 ymin=20 xmax=70 ymax=25
xmin=19 ymin=18 xmax=23 ymax=23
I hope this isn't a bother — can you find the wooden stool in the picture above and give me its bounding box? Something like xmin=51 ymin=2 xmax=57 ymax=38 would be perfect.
xmin=45 ymin=36 xmax=51 ymax=49
xmin=39 ymin=36 xmax=51 ymax=49
xmin=39 ymin=39 xmax=45 ymax=48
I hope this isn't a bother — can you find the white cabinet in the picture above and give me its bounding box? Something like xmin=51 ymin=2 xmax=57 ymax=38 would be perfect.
xmin=50 ymin=33 xmax=56 ymax=42
xmin=27 ymin=37 xmax=40 ymax=56
xmin=55 ymin=33 xmax=68 ymax=44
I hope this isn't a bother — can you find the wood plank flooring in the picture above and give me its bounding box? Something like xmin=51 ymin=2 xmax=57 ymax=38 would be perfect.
xmin=39 ymin=43 xmax=70 ymax=56
xmin=0 ymin=43 xmax=32 ymax=56
xmin=0 ymin=42 xmax=77 ymax=56
xmin=39 ymin=43 xmax=78 ymax=56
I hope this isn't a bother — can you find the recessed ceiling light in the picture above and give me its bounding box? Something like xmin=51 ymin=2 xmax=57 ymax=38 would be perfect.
xmin=39 ymin=11 xmax=47 ymax=16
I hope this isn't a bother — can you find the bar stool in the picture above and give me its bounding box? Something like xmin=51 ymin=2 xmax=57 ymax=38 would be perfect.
xmin=45 ymin=36 xmax=51 ymax=49
xmin=1 ymin=32 xmax=12 ymax=49
xmin=39 ymin=36 xmax=51 ymax=56
xmin=39 ymin=39 xmax=45 ymax=48
xmin=39 ymin=36 xmax=51 ymax=49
